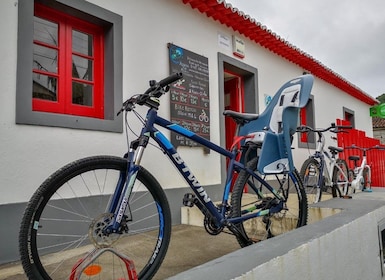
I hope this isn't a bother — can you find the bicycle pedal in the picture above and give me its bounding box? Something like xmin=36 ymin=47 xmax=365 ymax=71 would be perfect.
xmin=183 ymin=193 xmax=196 ymax=207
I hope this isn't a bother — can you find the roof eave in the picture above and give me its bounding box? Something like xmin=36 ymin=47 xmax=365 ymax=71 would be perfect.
xmin=182 ymin=0 xmax=378 ymax=106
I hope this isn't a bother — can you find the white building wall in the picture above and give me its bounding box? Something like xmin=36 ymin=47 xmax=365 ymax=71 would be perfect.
xmin=0 ymin=0 xmax=373 ymax=204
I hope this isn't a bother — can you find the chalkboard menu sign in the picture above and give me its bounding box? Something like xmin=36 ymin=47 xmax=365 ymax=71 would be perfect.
xmin=168 ymin=43 xmax=210 ymax=148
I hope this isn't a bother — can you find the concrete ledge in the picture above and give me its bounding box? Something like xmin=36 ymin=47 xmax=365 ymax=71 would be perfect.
xmin=169 ymin=189 xmax=385 ymax=280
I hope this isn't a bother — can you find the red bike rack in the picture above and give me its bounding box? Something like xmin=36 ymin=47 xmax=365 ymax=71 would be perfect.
xmin=69 ymin=248 xmax=138 ymax=280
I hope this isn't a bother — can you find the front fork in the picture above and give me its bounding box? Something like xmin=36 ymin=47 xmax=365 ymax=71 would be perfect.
xmin=103 ymin=136 xmax=148 ymax=234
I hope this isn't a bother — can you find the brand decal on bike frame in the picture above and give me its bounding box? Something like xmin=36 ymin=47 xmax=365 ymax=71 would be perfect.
xmin=116 ymin=172 xmax=138 ymax=223
xmin=172 ymin=152 xmax=211 ymax=203
xmin=116 ymin=197 xmax=128 ymax=223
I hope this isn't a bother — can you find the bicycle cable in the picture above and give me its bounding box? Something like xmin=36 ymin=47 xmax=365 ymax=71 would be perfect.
xmin=123 ymin=103 xmax=164 ymax=153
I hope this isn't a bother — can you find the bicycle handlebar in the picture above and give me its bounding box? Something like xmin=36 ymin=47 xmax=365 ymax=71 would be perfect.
xmin=118 ymin=72 xmax=183 ymax=115
xmin=158 ymin=72 xmax=184 ymax=88
xmin=344 ymin=144 xmax=385 ymax=151
xmin=296 ymin=123 xmax=352 ymax=134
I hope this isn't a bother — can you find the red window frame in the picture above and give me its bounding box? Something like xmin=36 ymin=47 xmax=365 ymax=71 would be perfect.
xmin=33 ymin=3 xmax=104 ymax=119
xmin=300 ymin=107 xmax=308 ymax=143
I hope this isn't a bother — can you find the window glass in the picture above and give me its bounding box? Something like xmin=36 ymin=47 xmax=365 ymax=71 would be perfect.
xmin=33 ymin=44 xmax=58 ymax=73
xmin=72 ymin=30 xmax=93 ymax=56
xmin=72 ymin=82 xmax=93 ymax=106
xmin=34 ymin=17 xmax=58 ymax=46
xmin=72 ymin=55 xmax=93 ymax=80
xmin=343 ymin=107 xmax=355 ymax=128
xmin=33 ymin=73 xmax=58 ymax=101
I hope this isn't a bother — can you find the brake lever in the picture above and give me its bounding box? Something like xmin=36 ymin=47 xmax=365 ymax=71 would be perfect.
xmin=117 ymin=103 xmax=127 ymax=116
xmin=296 ymin=126 xmax=309 ymax=133
xmin=117 ymin=97 xmax=137 ymax=116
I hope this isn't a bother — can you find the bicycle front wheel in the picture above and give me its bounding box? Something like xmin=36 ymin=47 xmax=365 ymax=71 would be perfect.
xmin=231 ymin=157 xmax=307 ymax=247
xmin=300 ymin=158 xmax=322 ymax=203
xmin=347 ymin=169 xmax=355 ymax=195
xmin=363 ymin=166 xmax=371 ymax=190
xmin=19 ymin=156 xmax=171 ymax=280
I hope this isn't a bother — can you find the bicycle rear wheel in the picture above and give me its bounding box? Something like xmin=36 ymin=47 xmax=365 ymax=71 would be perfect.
xmin=19 ymin=156 xmax=171 ymax=280
xmin=300 ymin=158 xmax=322 ymax=203
xmin=231 ymin=157 xmax=307 ymax=247
xmin=332 ymin=159 xmax=350 ymax=197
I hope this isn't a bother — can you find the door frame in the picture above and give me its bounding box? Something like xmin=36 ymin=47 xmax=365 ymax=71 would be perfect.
xmin=218 ymin=53 xmax=258 ymax=185
xmin=224 ymin=70 xmax=244 ymax=150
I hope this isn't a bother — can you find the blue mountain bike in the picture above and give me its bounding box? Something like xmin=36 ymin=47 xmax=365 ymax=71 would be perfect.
xmin=19 ymin=73 xmax=313 ymax=279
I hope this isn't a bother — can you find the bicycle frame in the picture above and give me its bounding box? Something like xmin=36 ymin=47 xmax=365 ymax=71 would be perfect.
xmin=311 ymin=151 xmax=329 ymax=188
xmin=350 ymin=151 xmax=371 ymax=190
xmin=106 ymin=107 xmax=293 ymax=233
xmin=352 ymin=158 xmax=370 ymax=190
xmin=312 ymin=134 xmax=330 ymax=189
xmin=345 ymin=144 xmax=385 ymax=191
xmin=305 ymin=127 xmax=350 ymax=198
xmin=314 ymin=150 xmax=349 ymax=195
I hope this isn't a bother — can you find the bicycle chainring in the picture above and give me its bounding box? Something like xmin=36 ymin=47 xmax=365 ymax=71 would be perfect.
xmin=203 ymin=216 xmax=223 ymax=235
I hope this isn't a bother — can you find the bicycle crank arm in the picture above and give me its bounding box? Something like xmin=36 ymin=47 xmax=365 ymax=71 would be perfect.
xmin=227 ymin=223 xmax=253 ymax=247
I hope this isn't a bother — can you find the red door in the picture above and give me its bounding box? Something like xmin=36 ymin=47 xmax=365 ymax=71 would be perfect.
xmin=224 ymin=73 xmax=244 ymax=150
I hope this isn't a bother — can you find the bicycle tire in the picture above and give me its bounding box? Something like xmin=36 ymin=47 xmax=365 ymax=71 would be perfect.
xmin=299 ymin=157 xmax=322 ymax=203
xmin=332 ymin=159 xmax=350 ymax=197
xmin=19 ymin=156 xmax=171 ymax=280
xmin=231 ymin=157 xmax=308 ymax=247
xmin=363 ymin=166 xmax=370 ymax=190
xmin=347 ymin=169 xmax=356 ymax=195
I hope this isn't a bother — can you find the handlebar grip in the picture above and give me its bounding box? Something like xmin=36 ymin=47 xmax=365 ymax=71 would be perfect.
xmin=337 ymin=125 xmax=353 ymax=129
xmin=296 ymin=125 xmax=311 ymax=132
xmin=158 ymin=72 xmax=183 ymax=87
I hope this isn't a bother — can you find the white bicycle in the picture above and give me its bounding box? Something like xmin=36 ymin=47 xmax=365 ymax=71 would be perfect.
xmin=345 ymin=145 xmax=385 ymax=193
xmin=297 ymin=123 xmax=352 ymax=203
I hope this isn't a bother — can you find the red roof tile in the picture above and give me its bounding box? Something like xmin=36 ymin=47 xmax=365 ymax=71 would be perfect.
xmin=182 ymin=0 xmax=378 ymax=106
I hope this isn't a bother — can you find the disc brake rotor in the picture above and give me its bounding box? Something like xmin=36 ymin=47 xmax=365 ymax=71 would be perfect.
xmin=89 ymin=213 xmax=121 ymax=248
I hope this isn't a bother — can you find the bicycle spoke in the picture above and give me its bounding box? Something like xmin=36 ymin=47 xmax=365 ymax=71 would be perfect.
xmin=231 ymin=157 xmax=307 ymax=247
xmin=20 ymin=156 xmax=171 ymax=280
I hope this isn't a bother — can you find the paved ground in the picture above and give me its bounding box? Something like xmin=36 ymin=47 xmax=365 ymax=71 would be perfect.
xmin=0 ymin=225 xmax=240 ymax=280
xmin=4 ymin=189 xmax=379 ymax=279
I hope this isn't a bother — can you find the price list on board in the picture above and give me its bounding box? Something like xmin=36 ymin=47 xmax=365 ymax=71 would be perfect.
xmin=168 ymin=43 xmax=210 ymax=148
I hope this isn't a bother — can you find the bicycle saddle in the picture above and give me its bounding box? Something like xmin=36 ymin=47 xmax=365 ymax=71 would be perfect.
xmin=328 ymin=146 xmax=343 ymax=155
xmin=349 ymin=155 xmax=361 ymax=167
xmin=349 ymin=155 xmax=360 ymax=161
xmin=223 ymin=110 xmax=259 ymax=125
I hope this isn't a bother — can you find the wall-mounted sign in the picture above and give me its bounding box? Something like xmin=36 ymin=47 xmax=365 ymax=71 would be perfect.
xmin=370 ymin=103 xmax=385 ymax=118
xmin=264 ymin=94 xmax=272 ymax=106
xmin=232 ymin=35 xmax=245 ymax=58
xmin=168 ymin=43 xmax=210 ymax=148
xmin=218 ymin=33 xmax=231 ymax=51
